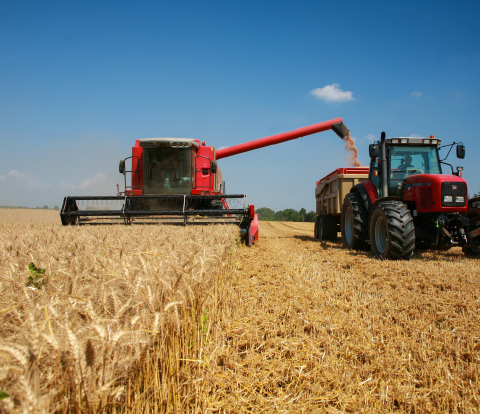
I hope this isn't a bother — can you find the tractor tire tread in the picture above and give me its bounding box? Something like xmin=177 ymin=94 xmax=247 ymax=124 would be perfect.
xmin=371 ymin=201 xmax=415 ymax=260
xmin=342 ymin=192 xmax=369 ymax=251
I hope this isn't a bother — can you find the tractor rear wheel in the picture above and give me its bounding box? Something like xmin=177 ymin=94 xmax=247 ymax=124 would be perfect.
xmin=463 ymin=207 xmax=480 ymax=257
xmin=370 ymin=201 xmax=415 ymax=260
xmin=341 ymin=192 xmax=368 ymax=250
xmin=318 ymin=214 xmax=338 ymax=241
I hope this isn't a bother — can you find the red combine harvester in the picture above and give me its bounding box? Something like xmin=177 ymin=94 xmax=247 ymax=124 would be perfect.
xmin=315 ymin=132 xmax=480 ymax=259
xmin=60 ymin=118 xmax=350 ymax=245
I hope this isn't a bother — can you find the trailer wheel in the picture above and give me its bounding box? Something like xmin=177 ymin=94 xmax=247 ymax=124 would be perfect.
xmin=463 ymin=207 xmax=480 ymax=257
xmin=318 ymin=214 xmax=337 ymax=241
xmin=341 ymin=192 xmax=368 ymax=250
xmin=314 ymin=216 xmax=320 ymax=239
xmin=370 ymin=201 xmax=415 ymax=260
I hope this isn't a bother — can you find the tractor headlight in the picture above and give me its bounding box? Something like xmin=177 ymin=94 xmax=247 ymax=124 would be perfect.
xmin=455 ymin=196 xmax=464 ymax=203
xmin=401 ymin=139 xmax=408 ymax=144
xmin=444 ymin=196 xmax=453 ymax=203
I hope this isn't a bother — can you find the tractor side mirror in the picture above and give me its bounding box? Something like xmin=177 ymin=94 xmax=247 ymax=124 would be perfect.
xmin=369 ymin=144 xmax=380 ymax=158
xmin=211 ymin=161 xmax=217 ymax=174
xmin=119 ymin=160 xmax=126 ymax=174
xmin=456 ymin=144 xmax=465 ymax=159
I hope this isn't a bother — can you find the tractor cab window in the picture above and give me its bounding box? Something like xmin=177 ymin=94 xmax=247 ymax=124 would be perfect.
xmin=388 ymin=145 xmax=441 ymax=197
xmin=143 ymin=147 xmax=192 ymax=194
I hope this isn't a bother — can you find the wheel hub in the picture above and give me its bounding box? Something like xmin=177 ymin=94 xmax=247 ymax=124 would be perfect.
xmin=375 ymin=216 xmax=388 ymax=254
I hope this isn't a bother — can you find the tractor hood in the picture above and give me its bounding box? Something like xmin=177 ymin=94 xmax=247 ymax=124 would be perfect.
xmin=402 ymin=174 xmax=468 ymax=213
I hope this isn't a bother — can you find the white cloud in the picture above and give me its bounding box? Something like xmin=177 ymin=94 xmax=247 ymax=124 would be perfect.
xmin=408 ymin=134 xmax=422 ymax=138
xmin=411 ymin=91 xmax=423 ymax=98
xmin=0 ymin=170 xmax=52 ymax=190
xmin=58 ymin=173 xmax=107 ymax=190
xmin=80 ymin=173 xmax=107 ymax=188
xmin=310 ymin=84 xmax=355 ymax=103
xmin=364 ymin=134 xmax=377 ymax=142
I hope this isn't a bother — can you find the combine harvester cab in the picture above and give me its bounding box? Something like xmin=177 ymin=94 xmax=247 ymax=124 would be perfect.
xmin=61 ymin=118 xmax=351 ymax=245
xmin=315 ymin=132 xmax=480 ymax=259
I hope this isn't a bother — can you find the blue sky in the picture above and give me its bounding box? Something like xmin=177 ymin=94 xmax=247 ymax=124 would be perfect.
xmin=1 ymin=0 xmax=479 ymax=211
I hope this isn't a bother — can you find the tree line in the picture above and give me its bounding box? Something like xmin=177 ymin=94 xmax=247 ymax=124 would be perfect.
xmin=256 ymin=207 xmax=316 ymax=222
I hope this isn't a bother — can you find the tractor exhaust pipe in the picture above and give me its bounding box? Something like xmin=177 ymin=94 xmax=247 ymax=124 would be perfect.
xmin=380 ymin=131 xmax=388 ymax=197
xmin=331 ymin=121 xmax=350 ymax=140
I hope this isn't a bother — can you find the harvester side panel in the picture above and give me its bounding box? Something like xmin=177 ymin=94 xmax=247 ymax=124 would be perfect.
xmin=194 ymin=145 xmax=215 ymax=193
xmin=131 ymin=143 xmax=143 ymax=195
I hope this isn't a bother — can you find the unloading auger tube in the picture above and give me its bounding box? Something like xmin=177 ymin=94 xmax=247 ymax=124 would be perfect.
xmin=60 ymin=118 xmax=349 ymax=245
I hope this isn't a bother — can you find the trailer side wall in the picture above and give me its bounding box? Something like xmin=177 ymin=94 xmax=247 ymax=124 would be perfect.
xmin=315 ymin=168 xmax=369 ymax=217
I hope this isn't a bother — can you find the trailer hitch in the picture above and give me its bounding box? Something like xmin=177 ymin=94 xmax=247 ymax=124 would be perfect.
xmin=437 ymin=216 xmax=468 ymax=247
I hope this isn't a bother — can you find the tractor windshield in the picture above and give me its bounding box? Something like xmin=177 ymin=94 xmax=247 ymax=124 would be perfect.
xmin=389 ymin=145 xmax=441 ymax=177
xmin=386 ymin=145 xmax=441 ymax=197
xmin=143 ymin=147 xmax=194 ymax=194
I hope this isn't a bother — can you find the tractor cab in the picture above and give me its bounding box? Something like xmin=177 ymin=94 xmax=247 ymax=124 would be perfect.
xmin=369 ymin=137 xmax=443 ymax=197
xmin=368 ymin=136 xmax=465 ymax=199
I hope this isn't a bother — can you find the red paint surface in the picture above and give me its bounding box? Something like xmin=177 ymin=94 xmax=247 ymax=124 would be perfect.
xmin=361 ymin=179 xmax=378 ymax=204
xmin=216 ymin=118 xmax=344 ymax=160
xmin=249 ymin=213 xmax=259 ymax=245
xmin=192 ymin=145 xmax=216 ymax=194
xmin=402 ymin=174 xmax=468 ymax=213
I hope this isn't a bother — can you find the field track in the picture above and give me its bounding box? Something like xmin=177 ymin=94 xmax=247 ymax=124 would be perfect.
xmin=200 ymin=221 xmax=480 ymax=413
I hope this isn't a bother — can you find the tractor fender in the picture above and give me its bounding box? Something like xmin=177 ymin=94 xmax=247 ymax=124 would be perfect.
xmin=351 ymin=181 xmax=378 ymax=213
xmin=371 ymin=196 xmax=401 ymax=213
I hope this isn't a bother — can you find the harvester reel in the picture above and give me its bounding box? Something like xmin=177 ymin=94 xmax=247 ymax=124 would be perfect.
xmin=370 ymin=201 xmax=415 ymax=260
xmin=341 ymin=192 xmax=368 ymax=251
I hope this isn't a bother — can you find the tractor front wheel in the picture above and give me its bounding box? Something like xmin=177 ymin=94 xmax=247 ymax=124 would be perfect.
xmin=463 ymin=207 xmax=480 ymax=257
xmin=341 ymin=192 xmax=368 ymax=250
xmin=370 ymin=201 xmax=415 ymax=260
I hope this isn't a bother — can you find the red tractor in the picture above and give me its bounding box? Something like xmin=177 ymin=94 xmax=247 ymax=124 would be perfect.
xmin=60 ymin=118 xmax=350 ymax=245
xmin=340 ymin=132 xmax=480 ymax=259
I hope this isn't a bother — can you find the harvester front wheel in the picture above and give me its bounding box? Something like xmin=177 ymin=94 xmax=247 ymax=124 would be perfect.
xmin=370 ymin=201 xmax=415 ymax=260
xmin=341 ymin=192 xmax=368 ymax=250
xmin=318 ymin=214 xmax=338 ymax=241
xmin=463 ymin=207 xmax=480 ymax=257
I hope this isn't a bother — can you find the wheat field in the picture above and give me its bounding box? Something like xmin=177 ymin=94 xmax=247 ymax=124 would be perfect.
xmin=1 ymin=210 xmax=480 ymax=413
xmin=0 ymin=210 xmax=238 ymax=413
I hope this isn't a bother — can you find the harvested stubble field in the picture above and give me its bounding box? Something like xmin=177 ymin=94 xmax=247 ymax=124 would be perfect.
xmin=1 ymin=210 xmax=480 ymax=413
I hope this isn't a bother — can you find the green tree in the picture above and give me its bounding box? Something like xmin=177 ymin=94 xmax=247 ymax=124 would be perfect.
xmin=305 ymin=211 xmax=316 ymax=222
xmin=299 ymin=208 xmax=306 ymax=222
xmin=257 ymin=207 xmax=276 ymax=221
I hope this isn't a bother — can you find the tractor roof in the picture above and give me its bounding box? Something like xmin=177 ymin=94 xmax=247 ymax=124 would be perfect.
xmin=386 ymin=137 xmax=442 ymax=145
